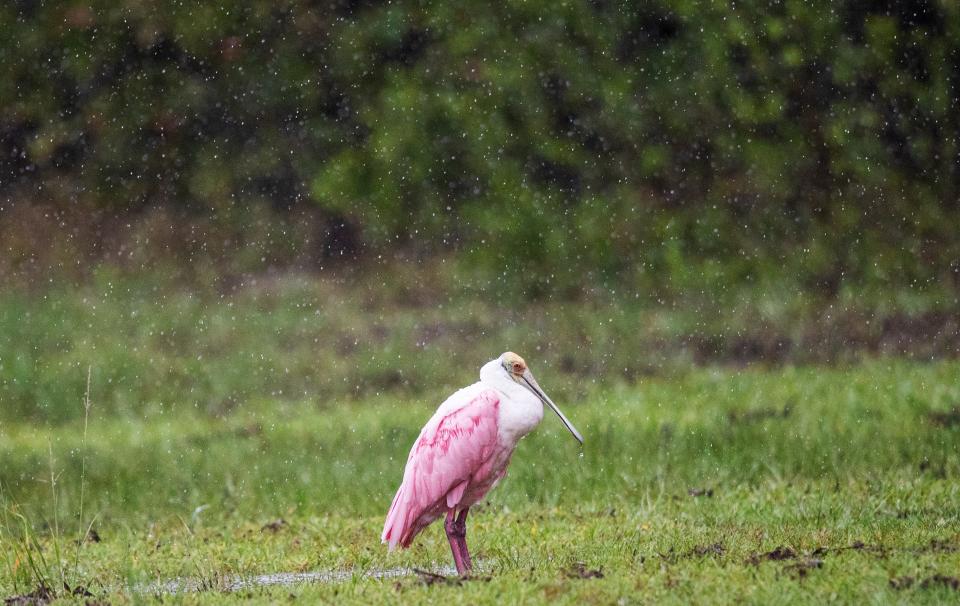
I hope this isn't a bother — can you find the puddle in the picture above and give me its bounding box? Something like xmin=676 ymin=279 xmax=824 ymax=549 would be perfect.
xmin=138 ymin=561 xmax=487 ymax=595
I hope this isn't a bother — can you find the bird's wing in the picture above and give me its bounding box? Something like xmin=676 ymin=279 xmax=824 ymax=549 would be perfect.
xmin=382 ymin=387 xmax=501 ymax=549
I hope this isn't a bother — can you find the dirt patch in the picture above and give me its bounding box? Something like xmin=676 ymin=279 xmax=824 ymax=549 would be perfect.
xmin=659 ymin=542 xmax=726 ymax=563
xmin=690 ymin=333 xmax=793 ymax=366
xmin=918 ymin=458 xmax=948 ymax=478
xmin=413 ymin=569 xmax=461 ymax=586
xmin=886 ymin=538 xmax=959 ymax=556
xmin=810 ymin=540 xmax=883 ymax=557
xmin=890 ymin=576 xmax=915 ymax=590
xmin=727 ymin=404 xmax=793 ymax=424
xmin=75 ymin=528 xmax=102 ymax=545
xmin=69 ymin=585 xmax=94 ymax=600
xmin=744 ymin=546 xmax=824 ymax=579
xmin=565 ymin=562 xmax=604 ymax=579
xmin=4 ymin=584 xmax=93 ymax=606
xmin=925 ymin=539 xmax=959 ymax=553
xmin=746 ymin=546 xmax=797 ymax=565
xmin=891 ymin=574 xmax=960 ymax=591
xmin=783 ymin=558 xmax=823 ymax=579
xmin=687 ymin=487 xmax=714 ymax=498
xmin=261 ymin=519 xmax=287 ymax=533
xmin=802 ymin=538 xmax=955 ymax=561
xmin=3 ymin=585 xmax=53 ymax=606
xmin=928 ymin=407 xmax=960 ymax=428
xmin=921 ymin=575 xmax=960 ymax=591
xmin=687 ymin=311 xmax=960 ymax=367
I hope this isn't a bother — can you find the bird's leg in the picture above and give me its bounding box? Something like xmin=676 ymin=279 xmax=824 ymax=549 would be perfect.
xmin=444 ymin=509 xmax=468 ymax=577
xmin=455 ymin=508 xmax=472 ymax=572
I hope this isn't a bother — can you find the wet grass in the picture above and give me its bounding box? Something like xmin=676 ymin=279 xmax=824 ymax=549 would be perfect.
xmin=2 ymin=358 xmax=959 ymax=603
xmin=2 ymin=267 xmax=958 ymax=426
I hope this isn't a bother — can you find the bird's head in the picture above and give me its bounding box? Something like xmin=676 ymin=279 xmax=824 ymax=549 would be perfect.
xmin=500 ymin=352 xmax=527 ymax=378
xmin=496 ymin=351 xmax=583 ymax=445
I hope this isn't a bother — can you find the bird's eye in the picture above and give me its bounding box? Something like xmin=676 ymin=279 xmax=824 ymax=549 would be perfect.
xmin=513 ymin=363 xmax=522 ymax=371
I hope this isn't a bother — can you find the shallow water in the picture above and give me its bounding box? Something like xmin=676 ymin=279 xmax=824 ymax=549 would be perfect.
xmin=138 ymin=562 xmax=483 ymax=595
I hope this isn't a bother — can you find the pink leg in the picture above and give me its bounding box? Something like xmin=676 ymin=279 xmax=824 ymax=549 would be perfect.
xmin=455 ymin=508 xmax=472 ymax=571
xmin=444 ymin=510 xmax=468 ymax=576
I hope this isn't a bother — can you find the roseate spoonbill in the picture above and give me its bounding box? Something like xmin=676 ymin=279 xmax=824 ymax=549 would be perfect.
xmin=381 ymin=352 xmax=583 ymax=576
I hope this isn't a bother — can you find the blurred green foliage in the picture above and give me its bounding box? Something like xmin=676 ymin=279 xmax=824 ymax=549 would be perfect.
xmin=2 ymin=0 xmax=960 ymax=295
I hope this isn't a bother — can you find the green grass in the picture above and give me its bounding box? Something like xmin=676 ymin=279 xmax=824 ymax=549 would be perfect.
xmin=2 ymin=357 xmax=959 ymax=603
xmin=2 ymin=267 xmax=957 ymax=426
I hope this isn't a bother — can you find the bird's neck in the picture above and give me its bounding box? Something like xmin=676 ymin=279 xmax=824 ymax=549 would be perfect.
xmin=479 ymin=359 xmax=545 ymax=444
xmin=479 ymin=359 xmax=525 ymax=399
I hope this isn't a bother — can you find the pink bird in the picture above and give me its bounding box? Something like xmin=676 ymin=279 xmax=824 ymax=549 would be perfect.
xmin=382 ymin=352 xmax=583 ymax=576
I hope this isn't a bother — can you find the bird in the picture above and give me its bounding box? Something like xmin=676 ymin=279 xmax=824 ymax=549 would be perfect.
xmin=381 ymin=351 xmax=583 ymax=576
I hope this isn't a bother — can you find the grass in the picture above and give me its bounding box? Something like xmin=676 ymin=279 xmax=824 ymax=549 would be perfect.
xmin=2 ymin=354 xmax=959 ymax=603
xmin=2 ymin=266 xmax=957 ymax=426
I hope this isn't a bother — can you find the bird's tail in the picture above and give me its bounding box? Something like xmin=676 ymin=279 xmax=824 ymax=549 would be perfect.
xmin=381 ymin=483 xmax=408 ymax=551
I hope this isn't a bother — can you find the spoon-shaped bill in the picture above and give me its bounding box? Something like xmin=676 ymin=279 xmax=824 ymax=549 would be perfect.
xmin=520 ymin=370 xmax=584 ymax=445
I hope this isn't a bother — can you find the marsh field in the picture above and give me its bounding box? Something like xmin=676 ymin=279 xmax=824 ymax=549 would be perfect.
xmin=1 ymin=275 xmax=959 ymax=605
xmin=5 ymin=1 xmax=960 ymax=603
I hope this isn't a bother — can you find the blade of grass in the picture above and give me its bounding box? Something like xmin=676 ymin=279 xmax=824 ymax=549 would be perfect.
xmin=73 ymin=366 xmax=93 ymax=574
xmin=47 ymin=440 xmax=64 ymax=590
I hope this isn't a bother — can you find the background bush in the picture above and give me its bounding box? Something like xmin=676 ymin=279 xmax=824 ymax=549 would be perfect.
xmin=2 ymin=0 xmax=959 ymax=296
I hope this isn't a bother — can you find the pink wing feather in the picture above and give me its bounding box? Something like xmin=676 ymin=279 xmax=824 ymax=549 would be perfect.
xmin=382 ymin=389 xmax=500 ymax=549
